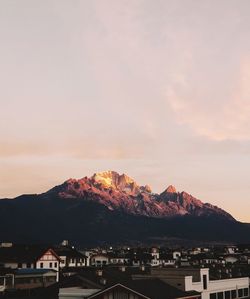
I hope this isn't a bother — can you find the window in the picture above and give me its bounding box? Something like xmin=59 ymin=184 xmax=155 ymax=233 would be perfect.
xmin=244 ymin=288 xmax=249 ymax=297
xmin=218 ymin=292 xmax=223 ymax=299
xmin=225 ymin=291 xmax=230 ymax=299
xmin=40 ymin=262 xmax=43 ymax=268
xmin=49 ymin=262 xmax=52 ymax=268
xmin=238 ymin=289 xmax=244 ymax=298
xmin=203 ymin=275 xmax=207 ymax=290
xmin=231 ymin=290 xmax=237 ymax=299
xmin=54 ymin=262 xmax=57 ymax=268
xmin=27 ymin=263 xmax=31 ymax=268
xmin=18 ymin=263 xmax=22 ymax=268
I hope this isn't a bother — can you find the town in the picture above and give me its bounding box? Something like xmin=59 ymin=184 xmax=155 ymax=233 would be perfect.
xmin=0 ymin=241 xmax=250 ymax=299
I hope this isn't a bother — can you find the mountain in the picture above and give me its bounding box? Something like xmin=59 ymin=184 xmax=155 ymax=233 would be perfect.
xmin=0 ymin=171 xmax=249 ymax=246
xmin=48 ymin=171 xmax=234 ymax=220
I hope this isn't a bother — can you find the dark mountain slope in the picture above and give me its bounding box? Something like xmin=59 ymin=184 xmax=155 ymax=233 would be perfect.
xmin=0 ymin=192 xmax=249 ymax=246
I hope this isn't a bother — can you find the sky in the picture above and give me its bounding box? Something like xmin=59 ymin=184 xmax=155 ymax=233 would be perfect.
xmin=0 ymin=0 xmax=250 ymax=222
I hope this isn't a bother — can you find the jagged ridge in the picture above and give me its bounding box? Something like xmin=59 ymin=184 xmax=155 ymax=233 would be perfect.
xmin=47 ymin=171 xmax=234 ymax=221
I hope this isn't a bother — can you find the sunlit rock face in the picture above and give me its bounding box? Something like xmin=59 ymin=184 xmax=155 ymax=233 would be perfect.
xmin=164 ymin=185 xmax=177 ymax=193
xmin=91 ymin=171 xmax=150 ymax=195
xmin=51 ymin=171 xmax=234 ymax=221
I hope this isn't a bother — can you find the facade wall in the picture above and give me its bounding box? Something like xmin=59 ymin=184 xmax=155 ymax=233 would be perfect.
xmin=60 ymin=256 xmax=67 ymax=268
xmin=36 ymin=250 xmax=59 ymax=281
xmin=151 ymin=248 xmax=160 ymax=267
xmin=91 ymin=256 xmax=109 ymax=266
xmin=3 ymin=262 xmax=35 ymax=269
xmin=110 ymin=258 xmax=130 ymax=264
xmin=103 ymin=290 xmax=140 ymax=299
xmin=59 ymin=256 xmax=85 ymax=268
xmin=161 ymin=260 xmax=175 ymax=266
xmin=185 ymin=269 xmax=250 ymax=299
xmin=3 ymin=262 xmax=18 ymax=269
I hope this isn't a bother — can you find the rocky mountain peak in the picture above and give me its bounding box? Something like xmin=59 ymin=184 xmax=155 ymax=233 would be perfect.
xmin=165 ymin=185 xmax=177 ymax=193
xmin=50 ymin=171 xmax=235 ymax=221
xmin=91 ymin=171 xmax=151 ymax=195
xmin=91 ymin=171 xmax=122 ymax=188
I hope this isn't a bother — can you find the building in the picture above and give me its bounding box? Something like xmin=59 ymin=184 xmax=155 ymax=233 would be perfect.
xmin=90 ymin=254 xmax=109 ymax=267
xmin=0 ymin=268 xmax=57 ymax=293
xmin=81 ymin=250 xmax=96 ymax=266
xmin=151 ymin=248 xmax=160 ymax=267
xmin=109 ymin=253 xmax=130 ymax=265
xmin=173 ymin=251 xmax=182 ymax=260
xmin=54 ymin=246 xmax=87 ymax=268
xmin=87 ymin=280 xmax=200 ymax=299
xmin=150 ymin=268 xmax=250 ymax=299
xmin=0 ymin=244 xmax=60 ymax=281
xmin=159 ymin=253 xmax=176 ymax=267
xmin=58 ymin=266 xmax=201 ymax=299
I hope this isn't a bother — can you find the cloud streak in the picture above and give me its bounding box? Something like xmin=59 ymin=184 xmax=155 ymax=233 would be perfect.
xmin=166 ymin=56 xmax=250 ymax=141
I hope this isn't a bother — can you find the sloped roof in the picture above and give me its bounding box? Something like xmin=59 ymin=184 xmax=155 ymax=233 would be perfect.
xmin=88 ymin=280 xmax=200 ymax=299
xmin=124 ymin=279 xmax=199 ymax=299
xmin=72 ymin=266 xmax=150 ymax=286
xmin=62 ymin=267 xmax=200 ymax=299
xmin=0 ymin=245 xmax=60 ymax=263
xmin=53 ymin=246 xmax=86 ymax=259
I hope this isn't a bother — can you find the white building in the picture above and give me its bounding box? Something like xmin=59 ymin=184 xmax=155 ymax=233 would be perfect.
xmin=54 ymin=247 xmax=87 ymax=269
xmin=90 ymin=254 xmax=109 ymax=266
xmin=173 ymin=251 xmax=181 ymax=260
xmin=80 ymin=250 xmax=97 ymax=266
xmin=0 ymin=244 xmax=60 ymax=282
xmin=185 ymin=268 xmax=249 ymax=299
xmin=151 ymin=268 xmax=249 ymax=299
xmin=151 ymin=248 xmax=160 ymax=267
xmin=35 ymin=249 xmax=60 ymax=281
xmin=109 ymin=256 xmax=130 ymax=265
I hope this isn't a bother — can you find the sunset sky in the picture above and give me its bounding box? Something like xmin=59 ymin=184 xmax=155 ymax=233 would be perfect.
xmin=1 ymin=0 xmax=250 ymax=222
